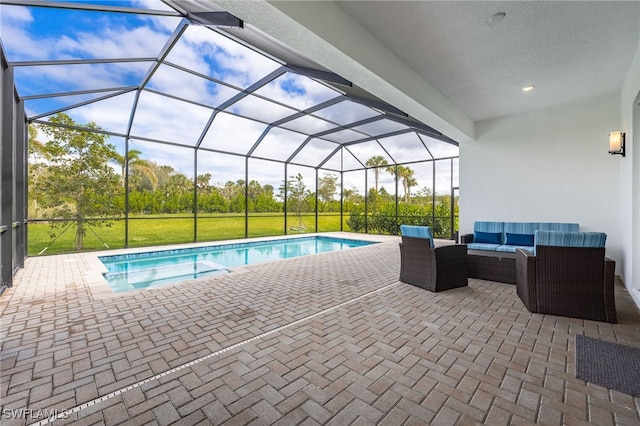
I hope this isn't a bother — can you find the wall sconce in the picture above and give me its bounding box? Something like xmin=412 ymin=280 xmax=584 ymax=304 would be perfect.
xmin=609 ymin=131 xmax=625 ymax=156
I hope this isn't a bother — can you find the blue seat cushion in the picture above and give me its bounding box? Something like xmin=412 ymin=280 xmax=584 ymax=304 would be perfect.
xmin=468 ymin=242 xmax=500 ymax=251
xmin=400 ymin=225 xmax=434 ymax=248
xmin=496 ymin=244 xmax=534 ymax=253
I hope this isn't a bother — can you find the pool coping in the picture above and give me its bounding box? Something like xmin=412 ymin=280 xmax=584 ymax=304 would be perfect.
xmin=80 ymin=232 xmax=402 ymax=300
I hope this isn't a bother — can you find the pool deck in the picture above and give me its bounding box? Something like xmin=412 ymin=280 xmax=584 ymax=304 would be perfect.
xmin=1 ymin=232 xmax=640 ymax=425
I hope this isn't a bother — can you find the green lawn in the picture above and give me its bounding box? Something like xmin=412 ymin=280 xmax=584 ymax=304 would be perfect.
xmin=28 ymin=213 xmax=349 ymax=256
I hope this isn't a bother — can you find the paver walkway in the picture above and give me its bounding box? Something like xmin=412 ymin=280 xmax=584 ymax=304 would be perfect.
xmin=1 ymin=233 xmax=640 ymax=425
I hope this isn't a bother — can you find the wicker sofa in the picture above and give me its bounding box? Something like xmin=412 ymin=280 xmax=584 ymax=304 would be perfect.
xmin=399 ymin=225 xmax=468 ymax=292
xmin=515 ymin=230 xmax=616 ymax=323
xmin=460 ymin=221 xmax=580 ymax=253
xmin=461 ymin=221 xmax=579 ymax=284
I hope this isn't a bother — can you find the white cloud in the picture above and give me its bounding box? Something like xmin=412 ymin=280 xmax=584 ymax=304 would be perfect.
xmin=55 ymin=25 xmax=175 ymax=60
xmin=65 ymin=92 xmax=137 ymax=134
xmin=0 ymin=4 xmax=178 ymax=62
xmin=228 ymin=95 xmax=296 ymax=123
xmin=197 ymin=151 xmax=245 ymax=185
xmin=171 ymin=26 xmax=281 ymax=89
xmin=0 ymin=6 xmax=41 ymax=60
xmin=130 ymin=91 xmax=214 ymax=145
xmin=130 ymin=139 xmax=194 ymax=177
xmin=313 ymin=100 xmax=378 ymax=125
xmin=0 ymin=4 xmax=32 ymax=23
xmin=146 ymin=65 xmax=238 ymax=107
xmin=289 ymin=138 xmax=338 ymax=167
xmin=251 ymin=127 xmax=309 ymax=162
xmin=132 ymin=0 xmax=175 ymax=12
xmin=247 ymin=158 xmax=284 ymax=188
xmin=378 ymin=132 xmax=433 ymax=163
xmin=199 ymin=112 xmax=268 ymax=155
xmin=15 ymin=62 xmax=150 ymax=97
xmin=346 ymin=142 xmax=391 ymax=165
xmin=207 ymin=28 xmax=282 ymax=86
xmin=253 ymin=73 xmax=339 ymax=110
xmin=420 ymin=135 xmax=459 ymax=159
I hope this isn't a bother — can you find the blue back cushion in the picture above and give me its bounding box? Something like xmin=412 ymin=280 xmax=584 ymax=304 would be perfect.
xmin=474 ymin=221 xmax=504 ymax=233
xmin=400 ymin=225 xmax=434 ymax=248
xmin=538 ymin=222 xmax=580 ymax=232
xmin=504 ymin=222 xmax=539 ymax=236
xmin=534 ymin=231 xmax=607 ymax=251
xmin=474 ymin=221 xmax=504 ymax=244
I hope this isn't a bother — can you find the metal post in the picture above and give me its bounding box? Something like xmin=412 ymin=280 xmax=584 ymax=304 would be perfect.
xmin=1 ymin=64 xmax=15 ymax=287
xmin=14 ymin=101 xmax=25 ymax=267
xmin=450 ymin=158 xmax=455 ymax=240
xmin=193 ymin=149 xmax=198 ymax=242
xmin=340 ymin=149 xmax=343 ymax=232
xmin=315 ymin=168 xmax=318 ymax=233
xmin=395 ymin=164 xmax=399 ymax=234
xmin=395 ymin=164 xmax=400 ymax=235
xmin=244 ymin=157 xmax=249 ymax=238
xmin=432 ymin=160 xmax=436 ymax=230
xmin=284 ymin=163 xmax=288 ymax=235
xmin=364 ymin=168 xmax=368 ymax=233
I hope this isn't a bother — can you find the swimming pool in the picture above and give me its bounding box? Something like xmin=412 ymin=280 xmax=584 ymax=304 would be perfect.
xmin=99 ymin=236 xmax=376 ymax=292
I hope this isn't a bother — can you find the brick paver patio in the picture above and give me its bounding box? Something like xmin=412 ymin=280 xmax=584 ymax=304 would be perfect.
xmin=1 ymin=233 xmax=640 ymax=425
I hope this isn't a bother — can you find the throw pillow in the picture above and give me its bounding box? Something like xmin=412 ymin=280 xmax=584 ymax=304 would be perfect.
xmin=506 ymin=232 xmax=535 ymax=246
xmin=475 ymin=231 xmax=502 ymax=244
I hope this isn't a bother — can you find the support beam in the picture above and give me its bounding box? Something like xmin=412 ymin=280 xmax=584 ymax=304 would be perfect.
xmin=1 ymin=64 xmax=15 ymax=287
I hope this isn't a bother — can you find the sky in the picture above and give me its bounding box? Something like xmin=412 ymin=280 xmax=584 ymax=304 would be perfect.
xmin=1 ymin=0 xmax=459 ymax=196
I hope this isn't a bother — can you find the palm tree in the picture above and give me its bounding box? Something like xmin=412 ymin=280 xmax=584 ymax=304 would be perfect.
xmin=400 ymin=166 xmax=417 ymax=203
xmin=365 ymin=155 xmax=388 ymax=193
xmin=197 ymin=173 xmax=212 ymax=190
xmin=388 ymin=165 xmax=417 ymax=203
xmin=112 ymin=149 xmax=158 ymax=191
xmin=403 ymin=173 xmax=418 ymax=203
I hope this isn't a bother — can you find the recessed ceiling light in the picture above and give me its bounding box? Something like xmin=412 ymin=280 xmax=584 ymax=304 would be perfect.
xmin=487 ymin=12 xmax=506 ymax=25
xmin=522 ymin=85 xmax=535 ymax=92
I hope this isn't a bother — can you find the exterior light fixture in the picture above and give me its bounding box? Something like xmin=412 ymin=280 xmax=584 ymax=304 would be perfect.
xmin=522 ymin=85 xmax=535 ymax=92
xmin=609 ymin=131 xmax=625 ymax=156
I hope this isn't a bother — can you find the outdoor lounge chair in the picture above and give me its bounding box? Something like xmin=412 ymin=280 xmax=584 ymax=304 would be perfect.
xmin=399 ymin=225 xmax=468 ymax=292
xmin=515 ymin=231 xmax=617 ymax=323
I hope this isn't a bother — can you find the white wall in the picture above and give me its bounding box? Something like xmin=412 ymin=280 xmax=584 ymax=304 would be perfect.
xmin=619 ymin=40 xmax=640 ymax=301
xmin=460 ymin=92 xmax=622 ymax=266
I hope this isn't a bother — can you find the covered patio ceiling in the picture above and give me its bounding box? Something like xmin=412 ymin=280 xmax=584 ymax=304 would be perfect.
xmin=0 ymin=0 xmax=459 ymax=172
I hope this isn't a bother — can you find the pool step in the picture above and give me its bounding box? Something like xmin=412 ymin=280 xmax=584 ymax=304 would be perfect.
xmin=104 ymin=261 xmax=228 ymax=290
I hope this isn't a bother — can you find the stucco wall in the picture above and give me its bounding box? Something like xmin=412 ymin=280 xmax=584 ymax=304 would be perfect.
xmin=459 ymin=92 xmax=622 ymax=267
xmin=619 ymin=40 xmax=640 ymax=301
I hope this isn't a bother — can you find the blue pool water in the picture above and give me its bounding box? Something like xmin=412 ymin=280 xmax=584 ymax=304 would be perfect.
xmin=99 ymin=236 xmax=376 ymax=292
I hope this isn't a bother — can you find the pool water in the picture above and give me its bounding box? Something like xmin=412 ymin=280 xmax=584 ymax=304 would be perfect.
xmin=99 ymin=236 xmax=376 ymax=292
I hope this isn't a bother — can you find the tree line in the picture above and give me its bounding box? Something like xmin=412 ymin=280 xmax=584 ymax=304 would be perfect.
xmin=29 ymin=113 xmax=456 ymax=249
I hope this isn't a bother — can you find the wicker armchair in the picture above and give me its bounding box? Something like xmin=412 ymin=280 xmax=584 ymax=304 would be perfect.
xmin=515 ymin=231 xmax=617 ymax=323
xmin=399 ymin=236 xmax=468 ymax=292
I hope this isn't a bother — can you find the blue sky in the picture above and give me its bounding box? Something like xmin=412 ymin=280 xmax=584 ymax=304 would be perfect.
xmin=1 ymin=0 xmax=458 ymax=195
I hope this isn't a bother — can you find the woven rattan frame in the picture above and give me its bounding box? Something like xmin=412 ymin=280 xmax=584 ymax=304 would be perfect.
xmin=515 ymin=246 xmax=617 ymax=323
xmin=399 ymin=237 xmax=468 ymax=292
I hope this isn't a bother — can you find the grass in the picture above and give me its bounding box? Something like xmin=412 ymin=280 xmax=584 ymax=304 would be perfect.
xmin=28 ymin=213 xmax=349 ymax=256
